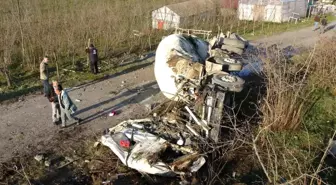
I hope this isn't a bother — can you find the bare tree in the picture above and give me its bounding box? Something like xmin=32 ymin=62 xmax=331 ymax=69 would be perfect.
xmin=0 ymin=13 xmax=18 ymax=87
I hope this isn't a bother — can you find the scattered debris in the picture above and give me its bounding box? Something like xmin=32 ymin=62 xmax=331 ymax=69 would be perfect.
xmin=99 ymin=119 xmax=206 ymax=177
xmin=44 ymin=160 xmax=51 ymax=167
xmin=63 ymin=68 xmax=76 ymax=73
xmin=328 ymin=140 xmax=336 ymax=157
xmin=145 ymin=104 xmax=153 ymax=111
xmin=57 ymin=158 xmax=78 ymax=169
xmin=109 ymin=111 xmax=117 ymax=117
xmin=34 ymin=154 xmax=44 ymax=162
xmin=18 ymin=97 xmax=24 ymax=102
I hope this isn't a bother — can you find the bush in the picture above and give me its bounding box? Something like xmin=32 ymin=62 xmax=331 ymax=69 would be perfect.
xmin=254 ymin=38 xmax=336 ymax=184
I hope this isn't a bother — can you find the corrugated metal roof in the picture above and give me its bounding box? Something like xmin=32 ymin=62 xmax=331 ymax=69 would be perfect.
xmin=165 ymin=0 xmax=216 ymax=17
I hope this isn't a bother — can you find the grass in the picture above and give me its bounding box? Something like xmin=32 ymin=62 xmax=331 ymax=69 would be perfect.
xmin=256 ymin=89 xmax=336 ymax=184
xmin=0 ymin=54 xmax=154 ymax=102
xmin=0 ymin=0 xmax=334 ymax=102
xmin=2 ymin=13 xmax=335 ymax=102
xmin=242 ymin=14 xmax=336 ymax=40
xmin=253 ymin=37 xmax=336 ymax=184
xmin=1 ymin=37 xmax=336 ymax=185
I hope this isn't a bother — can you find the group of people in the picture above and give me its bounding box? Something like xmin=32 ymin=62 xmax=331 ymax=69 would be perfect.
xmin=313 ymin=14 xmax=328 ymax=34
xmin=39 ymin=44 xmax=100 ymax=127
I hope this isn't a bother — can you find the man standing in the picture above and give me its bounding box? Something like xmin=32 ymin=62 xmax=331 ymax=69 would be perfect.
xmin=40 ymin=56 xmax=49 ymax=96
xmin=313 ymin=15 xmax=320 ymax=31
xmin=47 ymin=82 xmax=60 ymax=125
xmin=320 ymin=16 xmax=328 ymax=34
xmin=55 ymin=84 xmax=81 ymax=128
xmin=86 ymin=44 xmax=99 ymax=74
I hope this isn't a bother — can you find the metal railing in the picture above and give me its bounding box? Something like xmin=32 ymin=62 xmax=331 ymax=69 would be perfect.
xmin=174 ymin=27 xmax=212 ymax=39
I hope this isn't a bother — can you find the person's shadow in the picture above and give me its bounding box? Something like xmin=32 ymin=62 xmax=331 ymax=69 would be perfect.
xmin=69 ymin=81 xmax=160 ymax=126
xmin=325 ymin=24 xmax=336 ymax=33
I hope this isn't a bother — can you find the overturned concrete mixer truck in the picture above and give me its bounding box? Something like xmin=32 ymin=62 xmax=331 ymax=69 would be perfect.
xmin=97 ymin=33 xmax=250 ymax=177
xmin=154 ymin=32 xmax=247 ymax=142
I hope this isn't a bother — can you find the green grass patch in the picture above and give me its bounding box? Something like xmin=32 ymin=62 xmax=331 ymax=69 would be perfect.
xmin=259 ymin=89 xmax=336 ymax=181
xmin=0 ymin=56 xmax=154 ymax=102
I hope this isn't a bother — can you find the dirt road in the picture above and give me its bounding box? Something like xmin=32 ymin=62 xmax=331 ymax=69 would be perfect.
xmin=0 ymin=23 xmax=335 ymax=162
xmin=252 ymin=21 xmax=335 ymax=47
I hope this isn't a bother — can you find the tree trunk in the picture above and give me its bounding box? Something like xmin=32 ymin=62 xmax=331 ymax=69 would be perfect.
xmin=86 ymin=38 xmax=91 ymax=66
xmin=53 ymin=52 xmax=60 ymax=81
xmin=2 ymin=55 xmax=12 ymax=87
xmin=16 ymin=0 xmax=26 ymax=67
xmin=4 ymin=70 xmax=12 ymax=87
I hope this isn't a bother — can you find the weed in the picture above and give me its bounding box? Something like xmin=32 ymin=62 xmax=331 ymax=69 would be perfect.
xmin=254 ymin=37 xmax=336 ymax=184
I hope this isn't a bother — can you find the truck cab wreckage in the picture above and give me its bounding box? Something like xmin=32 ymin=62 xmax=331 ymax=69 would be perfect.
xmin=98 ymin=31 xmax=249 ymax=178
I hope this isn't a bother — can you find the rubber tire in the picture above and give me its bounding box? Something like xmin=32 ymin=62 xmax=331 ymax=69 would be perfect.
xmin=210 ymin=48 xmax=230 ymax=58
xmin=223 ymin=38 xmax=245 ymax=49
xmin=221 ymin=45 xmax=244 ymax=55
xmin=212 ymin=73 xmax=245 ymax=92
xmin=213 ymin=57 xmax=242 ymax=71
xmin=229 ymin=33 xmax=248 ymax=48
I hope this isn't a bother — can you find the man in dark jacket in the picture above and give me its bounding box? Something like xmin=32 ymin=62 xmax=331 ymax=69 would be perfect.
xmin=86 ymin=44 xmax=99 ymax=74
xmin=47 ymin=82 xmax=60 ymax=124
xmin=320 ymin=16 xmax=328 ymax=34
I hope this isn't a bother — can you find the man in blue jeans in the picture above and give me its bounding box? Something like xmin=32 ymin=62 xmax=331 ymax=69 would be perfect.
xmin=40 ymin=56 xmax=49 ymax=96
xmin=55 ymin=84 xmax=81 ymax=128
xmin=313 ymin=15 xmax=320 ymax=31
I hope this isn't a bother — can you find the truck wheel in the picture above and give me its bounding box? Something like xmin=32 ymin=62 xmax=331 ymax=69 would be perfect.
xmin=223 ymin=38 xmax=245 ymax=49
xmin=212 ymin=73 xmax=245 ymax=92
xmin=221 ymin=45 xmax=244 ymax=55
xmin=214 ymin=57 xmax=243 ymax=71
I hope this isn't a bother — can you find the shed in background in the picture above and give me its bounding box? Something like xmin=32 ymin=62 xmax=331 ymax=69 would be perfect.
xmin=152 ymin=0 xmax=216 ymax=30
xmin=238 ymin=0 xmax=308 ymax=23
xmin=221 ymin=0 xmax=239 ymax=9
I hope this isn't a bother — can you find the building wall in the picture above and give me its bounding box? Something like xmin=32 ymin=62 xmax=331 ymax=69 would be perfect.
xmin=264 ymin=5 xmax=283 ymax=22
xmin=282 ymin=0 xmax=307 ymax=22
xmin=321 ymin=0 xmax=333 ymax=3
xmin=238 ymin=4 xmax=283 ymax=22
xmin=152 ymin=6 xmax=180 ymax=30
xmin=238 ymin=0 xmax=307 ymax=23
xmin=221 ymin=0 xmax=239 ymax=9
xmin=238 ymin=4 xmax=254 ymax=21
xmin=292 ymin=0 xmax=307 ymax=17
xmin=152 ymin=5 xmax=216 ymax=30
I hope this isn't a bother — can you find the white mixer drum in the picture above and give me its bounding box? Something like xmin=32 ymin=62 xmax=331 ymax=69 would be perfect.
xmin=154 ymin=34 xmax=209 ymax=100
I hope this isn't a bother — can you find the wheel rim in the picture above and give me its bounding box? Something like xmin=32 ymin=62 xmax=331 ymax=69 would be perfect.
xmin=223 ymin=58 xmax=237 ymax=64
xmin=220 ymin=75 xmax=237 ymax=83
